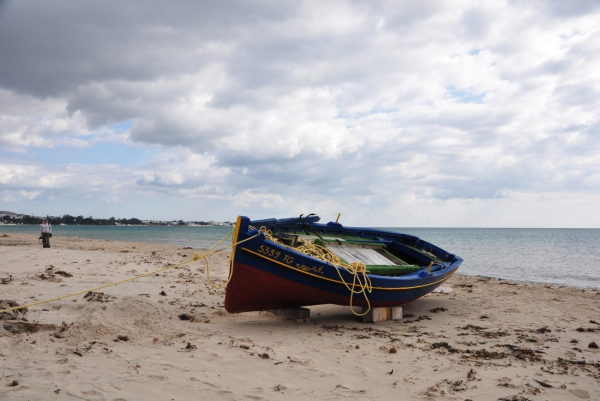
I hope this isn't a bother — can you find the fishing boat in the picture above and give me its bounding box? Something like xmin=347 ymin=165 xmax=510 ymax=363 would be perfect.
xmin=224 ymin=215 xmax=463 ymax=313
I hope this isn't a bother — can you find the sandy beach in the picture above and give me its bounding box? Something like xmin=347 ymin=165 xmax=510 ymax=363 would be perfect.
xmin=1 ymin=233 xmax=599 ymax=401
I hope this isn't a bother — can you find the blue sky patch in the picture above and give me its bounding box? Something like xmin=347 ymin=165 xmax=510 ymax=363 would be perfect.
xmin=335 ymin=106 xmax=399 ymax=120
xmin=446 ymin=87 xmax=486 ymax=104
xmin=110 ymin=120 xmax=136 ymax=133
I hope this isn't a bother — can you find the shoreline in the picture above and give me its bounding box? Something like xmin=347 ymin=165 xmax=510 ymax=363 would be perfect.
xmin=1 ymin=233 xmax=600 ymax=400
xmin=2 ymin=232 xmax=598 ymax=290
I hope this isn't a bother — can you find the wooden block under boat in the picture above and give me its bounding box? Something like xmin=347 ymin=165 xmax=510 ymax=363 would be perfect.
xmin=361 ymin=306 xmax=403 ymax=323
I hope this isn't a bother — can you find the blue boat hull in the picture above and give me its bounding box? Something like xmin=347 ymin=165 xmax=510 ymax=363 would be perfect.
xmin=225 ymin=216 xmax=462 ymax=313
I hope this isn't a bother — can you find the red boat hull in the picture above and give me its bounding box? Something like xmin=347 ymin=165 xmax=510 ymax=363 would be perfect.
xmin=225 ymin=260 xmax=422 ymax=313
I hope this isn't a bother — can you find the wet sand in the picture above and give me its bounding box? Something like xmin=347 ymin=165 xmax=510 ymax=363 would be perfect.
xmin=1 ymin=233 xmax=599 ymax=400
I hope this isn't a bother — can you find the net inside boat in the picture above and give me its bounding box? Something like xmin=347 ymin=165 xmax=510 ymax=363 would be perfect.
xmin=326 ymin=245 xmax=396 ymax=266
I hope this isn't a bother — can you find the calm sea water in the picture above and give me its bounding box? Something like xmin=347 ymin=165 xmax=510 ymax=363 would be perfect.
xmin=2 ymin=225 xmax=599 ymax=289
xmin=0 ymin=225 xmax=234 ymax=250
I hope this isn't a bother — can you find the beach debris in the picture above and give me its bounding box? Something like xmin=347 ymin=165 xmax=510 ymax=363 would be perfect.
xmin=480 ymin=315 xmax=489 ymax=319
xmin=424 ymin=385 xmax=440 ymax=396
xmin=54 ymin=271 xmax=73 ymax=277
xmin=321 ymin=324 xmax=397 ymax=340
xmin=500 ymin=344 xmax=544 ymax=362
xmin=522 ymin=383 xmax=541 ymax=395
xmin=541 ymin=357 xmax=600 ymax=377
xmin=458 ymin=324 xmax=510 ymax=338
xmin=0 ymin=300 xmax=27 ymax=320
xmin=54 ymin=389 xmax=60 ymax=394
xmin=388 ymin=369 xmax=393 ymax=375
xmin=185 ymin=342 xmax=197 ymax=350
xmin=83 ymin=291 xmax=114 ymax=302
xmin=459 ymin=324 xmax=487 ymax=331
xmin=431 ymin=342 xmax=461 ymax=354
xmin=429 ymin=307 xmax=447 ymax=313
xmin=36 ymin=270 xmax=62 ymax=282
xmin=576 ymin=326 xmax=600 ymax=332
xmin=431 ymin=341 xmax=545 ymax=362
xmin=532 ymin=378 xmax=553 ymax=388
xmin=433 ymin=286 xmax=452 ymax=293
xmin=178 ymin=313 xmax=209 ymax=323
xmin=6 ymin=380 xmax=19 ymax=387
xmin=53 ymin=321 xmax=73 ymax=338
xmin=389 ymin=347 xmax=397 ymax=354
xmin=259 ymin=352 xmax=270 ymax=359
xmin=467 ymin=369 xmax=478 ymax=381
xmin=178 ymin=313 xmax=192 ymax=320
xmin=2 ymin=321 xmax=57 ymax=334
xmin=0 ymin=233 xmax=9 ymax=237
xmin=497 ymin=397 xmax=533 ymax=401
xmin=570 ymin=339 xmax=579 ymax=343
xmin=588 ymin=341 xmax=598 ymax=349
xmin=274 ymin=384 xmax=286 ymax=391
xmin=1 ymin=276 xmax=13 ymax=284
xmin=444 ymin=379 xmax=467 ymax=392
xmin=114 ymin=335 xmax=130 ymax=342
xmin=287 ymin=356 xmax=310 ymax=365
xmin=159 ymin=291 xmax=167 ymax=296
xmin=128 ymin=365 xmax=140 ymax=374
xmin=534 ymin=326 xmax=551 ymax=334
xmin=403 ymin=313 xmax=415 ymax=318
xmin=590 ymin=320 xmax=600 ymax=326
xmin=75 ymin=341 xmax=111 ymax=355
xmin=516 ymin=333 xmax=537 ymax=343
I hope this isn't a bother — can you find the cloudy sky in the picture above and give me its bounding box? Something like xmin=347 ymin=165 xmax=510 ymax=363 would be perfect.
xmin=1 ymin=0 xmax=599 ymax=227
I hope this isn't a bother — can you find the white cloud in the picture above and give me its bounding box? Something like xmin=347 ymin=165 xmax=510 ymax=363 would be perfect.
xmin=0 ymin=1 xmax=599 ymax=226
xmin=2 ymin=190 xmax=41 ymax=202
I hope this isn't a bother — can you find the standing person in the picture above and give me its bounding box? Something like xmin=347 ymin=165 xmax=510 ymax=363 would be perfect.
xmin=40 ymin=218 xmax=52 ymax=248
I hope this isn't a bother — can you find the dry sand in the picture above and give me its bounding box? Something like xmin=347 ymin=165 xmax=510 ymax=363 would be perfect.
xmin=1 ymin=233 xmax=599 ymax=401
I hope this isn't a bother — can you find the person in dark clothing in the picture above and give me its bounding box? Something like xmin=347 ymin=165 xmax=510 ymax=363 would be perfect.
xmin=40 ymin=218 xmax=52 ymax=248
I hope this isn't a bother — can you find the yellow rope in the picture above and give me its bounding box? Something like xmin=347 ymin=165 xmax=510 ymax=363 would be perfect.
xmin=204 ymin=229 xmax=260 ymax=289
xmin=256 ymin=226 xmax=373 ymax=316
xmin=1 ymin=224 xmax=373 ymax=317
xmin=0 ymin=229 xmax=258 ymax=315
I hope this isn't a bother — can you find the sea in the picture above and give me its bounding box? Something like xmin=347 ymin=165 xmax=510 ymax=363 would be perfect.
xmin=2 ymin=224 xmax=599 ymax=289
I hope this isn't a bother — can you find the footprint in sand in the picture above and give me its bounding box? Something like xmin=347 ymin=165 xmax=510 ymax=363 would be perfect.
xmin=68 ymin=384 xmax=106 ymax=401
xmin=569 ymin=389 xmax=590 ymax=399
xmin=147 ymin=375 xmax=168 ymax=381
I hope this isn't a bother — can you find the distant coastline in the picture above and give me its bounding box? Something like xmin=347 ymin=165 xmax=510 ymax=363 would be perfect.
xmin=0 ymin=210 xmax=233 ymax=227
